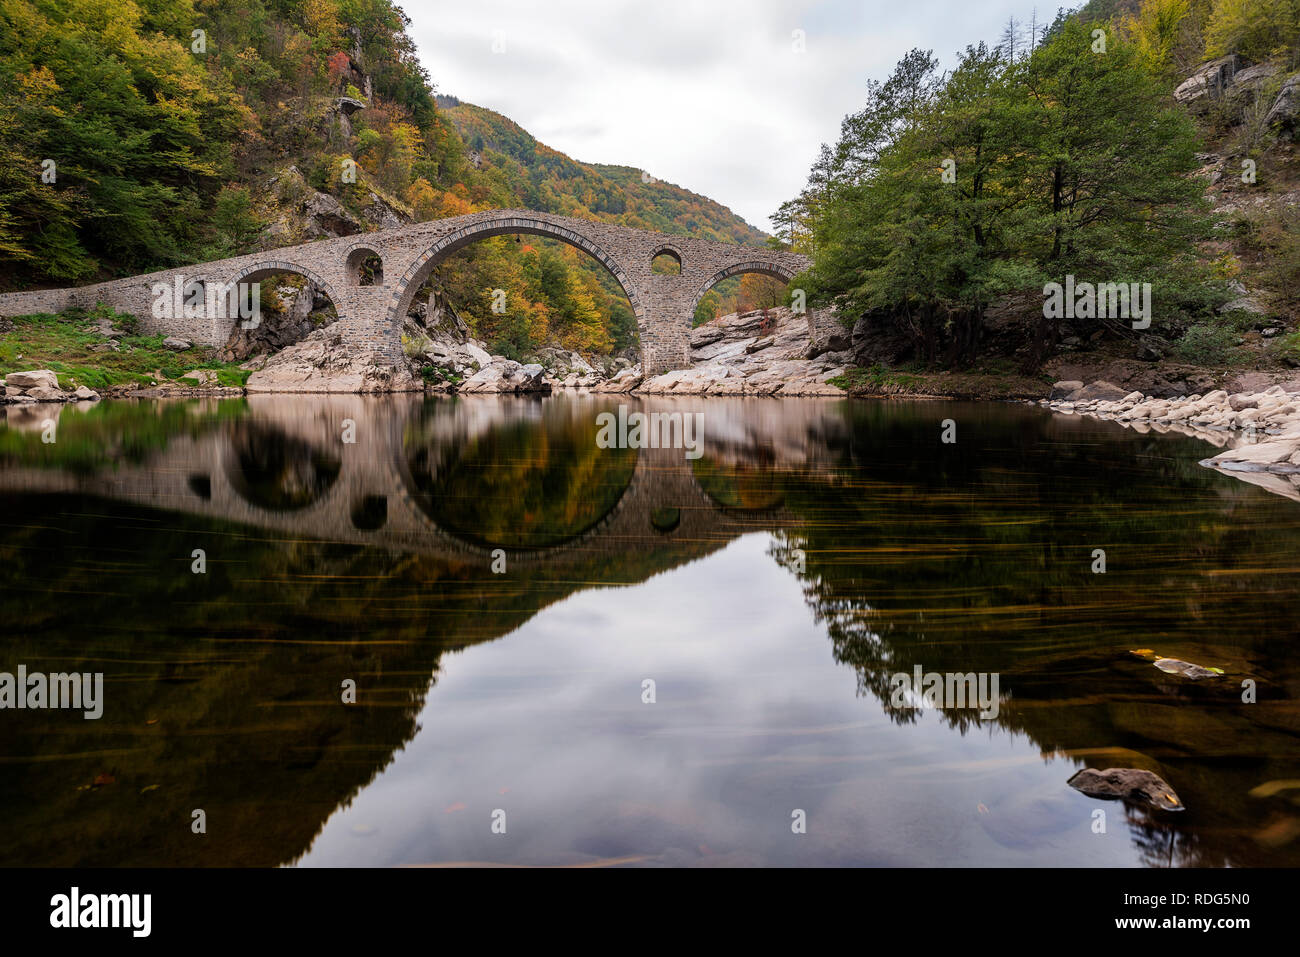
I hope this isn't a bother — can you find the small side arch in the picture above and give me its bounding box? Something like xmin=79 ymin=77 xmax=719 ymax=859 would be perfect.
xmin=225 ymin=261 xmax=344 ymax=313
xmin=217 ymin=261 xmax=344 ymax=347
xmin=649 ymin=243 xmax=683 ymax=274
xmin=343 ymin=244 xmax=385 ymax=286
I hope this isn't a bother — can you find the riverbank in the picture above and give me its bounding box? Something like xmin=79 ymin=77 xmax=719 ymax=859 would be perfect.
xmin=1037 ymin=378 xmax=1300 ymax=502
xmin=0 ymin=310 xmax=250 ymax=402
xmin=6 ymin=303 xmax=1300 ymax=410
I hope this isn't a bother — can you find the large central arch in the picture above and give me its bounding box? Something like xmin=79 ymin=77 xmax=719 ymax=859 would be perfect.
xmin=387 ymin=214 xmax=643 ymax=328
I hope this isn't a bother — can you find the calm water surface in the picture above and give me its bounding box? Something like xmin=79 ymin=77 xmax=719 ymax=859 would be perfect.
xmin=1 ymin=394 xmax=1298 ymax=867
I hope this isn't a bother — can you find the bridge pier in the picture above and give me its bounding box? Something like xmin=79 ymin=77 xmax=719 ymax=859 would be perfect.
xmin=639 ymin=327 xmax=691 ymax=377
xmin=333 ymin=289 xmax=405 ymax=365
xmin=637 ymin=279 xmax=696 ymax=377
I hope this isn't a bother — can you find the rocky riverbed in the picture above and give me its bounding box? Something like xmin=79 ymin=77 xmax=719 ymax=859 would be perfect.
xmin=629 ymin=306 xmax=849 ymax=397
xmin=381 ymin=303 xmax=849 ymax=397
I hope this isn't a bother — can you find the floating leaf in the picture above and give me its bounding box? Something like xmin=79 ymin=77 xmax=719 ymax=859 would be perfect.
xmin=1249 ymin=780 xmax=1300 ymax=799
xmin=139 ymin=784 xmax=159 ymax=794
xmin=1254 ymin=817 xmax=1300 ymax=848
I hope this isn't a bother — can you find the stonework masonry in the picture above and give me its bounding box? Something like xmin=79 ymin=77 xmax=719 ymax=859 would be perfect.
xmin=0 ymin=209 xmax=818 ymax=376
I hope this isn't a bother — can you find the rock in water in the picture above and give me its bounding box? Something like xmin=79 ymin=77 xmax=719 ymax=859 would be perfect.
xmin=1068 ymin=768 xmax=1184 ymax=811
xmin=1152 ymin=657 xmax=1222 ymax=680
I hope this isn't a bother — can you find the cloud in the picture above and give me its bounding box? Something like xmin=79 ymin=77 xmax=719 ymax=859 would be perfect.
xmin=409 ymin=0 xmax=1036 ymax=231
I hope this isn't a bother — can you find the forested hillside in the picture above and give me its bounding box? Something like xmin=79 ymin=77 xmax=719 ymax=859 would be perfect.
xmin=0 ymin=0 xmax=771 ymax=361
xmin=440 ymin=99 xmax=767 ymax=244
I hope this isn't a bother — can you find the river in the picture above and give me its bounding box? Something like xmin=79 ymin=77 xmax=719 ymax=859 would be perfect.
xmin=1 ymin=393 xmax=1297 ymax=866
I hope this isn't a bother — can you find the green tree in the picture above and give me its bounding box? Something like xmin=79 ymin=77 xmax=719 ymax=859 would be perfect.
xmin=1022 ymin=17 xmax=1208 ymax=360
xmin=789 ymin=19 xmax=1210 ymax=366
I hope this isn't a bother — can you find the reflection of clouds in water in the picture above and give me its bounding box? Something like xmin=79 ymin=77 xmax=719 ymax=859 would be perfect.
xmin=297 ymin=534 xmax=1136 ymax=868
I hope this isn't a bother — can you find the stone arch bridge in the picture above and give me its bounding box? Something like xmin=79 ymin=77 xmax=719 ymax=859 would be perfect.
xmin=0 ymin=209 xmax=813 ymax=376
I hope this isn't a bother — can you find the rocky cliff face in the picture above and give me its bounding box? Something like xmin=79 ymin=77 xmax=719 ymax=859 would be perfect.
xmin=259 ymin=164 xmax=413 ymax=247
xmin=1173 ymin=54 xmax=1300 ymax=133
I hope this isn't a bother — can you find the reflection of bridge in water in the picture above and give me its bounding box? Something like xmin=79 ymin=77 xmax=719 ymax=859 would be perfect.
xmin=0 ymin=394 xmax=856 ymax=867
xmin=0 ymin=395 xmax=854 ymax=567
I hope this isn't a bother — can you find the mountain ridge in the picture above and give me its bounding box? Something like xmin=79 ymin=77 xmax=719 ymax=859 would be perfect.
xmin=436 ymin=96 xmax=769 ymax=245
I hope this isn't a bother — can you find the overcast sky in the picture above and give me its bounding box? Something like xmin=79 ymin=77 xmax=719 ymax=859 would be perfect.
xmin=407 ymin=1 xmax=1056 ymax=233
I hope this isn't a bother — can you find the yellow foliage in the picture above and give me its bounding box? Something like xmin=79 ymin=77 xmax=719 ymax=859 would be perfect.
xmin=560 ymin=272 xmax=611 ymax=353
xmin=406 ymin=177 xmax=439 ymax=220
xmin=737 ymin=273 xmax=787 ymax=312
xmin=1122 ymin=0 xmax=1193 ymax=75
xmin=64 ymin=0 xmax=143 ymax=57
xmin=17 ymin=65 xmax=60 ymax=98
xmin=438 ymin=190 xmax=474 ymax=218
xmin=302 ymin=0 xmax=342 ymax=41
xmin=1205 ymin=0 xmax=1300 ymax=59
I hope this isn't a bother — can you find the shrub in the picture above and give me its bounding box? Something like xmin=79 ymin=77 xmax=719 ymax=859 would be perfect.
xmin=1258 ymin=213 xmax=1300 ymax=308
xmin=1174 ymin=323 xmax=1240 ymax=364
xmin=1270 ymin=332 xmax=1300 ymax=367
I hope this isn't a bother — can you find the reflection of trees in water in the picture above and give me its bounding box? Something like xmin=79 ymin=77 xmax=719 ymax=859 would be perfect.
xmin=693 ymin=456 xmax=785 ymax=511
xmin=754 ymin=401 xmax=1300 ymax=866
xmin=1126 ymin=809 xmax=1206 ymax=869
xmin=0 ymin=399 xmax=241 ymax=474
xmin=0 ymin=500 xmax=457 ymax=866
xmin=225 ymin=419 xmax=340 ymax=511
xmin=402 ymin=402 xmax=636 ymax=549
xmin=0 ymin=463 xmax=716 ymax=866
